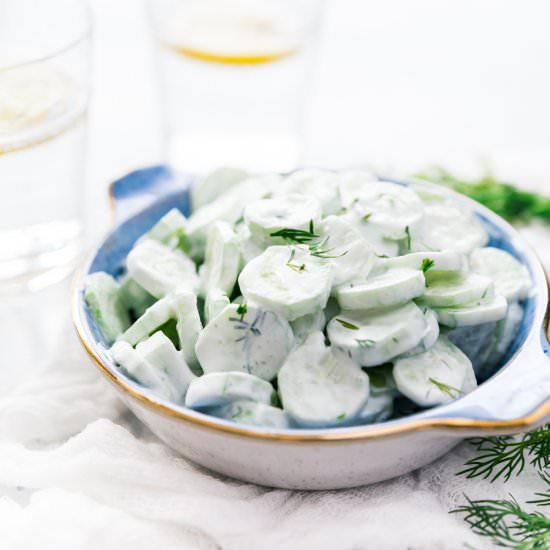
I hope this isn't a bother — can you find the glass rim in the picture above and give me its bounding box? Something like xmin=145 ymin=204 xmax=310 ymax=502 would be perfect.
xmin=0 ymin=0 xmax=93 ymax=72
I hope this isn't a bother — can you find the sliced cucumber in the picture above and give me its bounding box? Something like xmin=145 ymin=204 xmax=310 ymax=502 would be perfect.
xmin=126 ymin=239 xmax=199 ymax=298
xmin=420 ymin=272 xmax=493 ymax=308
xmin=384 ymin=250 xmax=463 ymax=273
xmin=393 ymin=335 xmax=477 ymax=407
xmin=470 ymin=247 xmax=530 ymax=302
xmin=446 ymin=321 xmax=497 ymax=371
xmin=118 ymin=276 xmax=156 ymax=319
xmin=191 ymin=167 xmax=249 ymax=211
xmin=399 ymin=307 xmax=440 ymax=357
xmin=136 ymin=331 xmax=196 ymax=397
xmin=201 ymin=221 xmax=240 ymax=297
xmin=350 ymin=218 xmax=400 ymax=258
xmin=326 ymin=302 xmax=428 ymax=366
xmin=413 ymin=203 xmax=488 ymax=254
xmin=118 ymin=294 xmax=175 ymax=346
xmin=144 ymin=208 xmax=190 ymax=253
xmin=235 ymin=224 xmax=263 ymax=266
xmin=356 ymin=390 xmax=394 ymax=424
xmin=84 ymin=272 xmax=130 ymax=344
xmin=211 ymin=400 xmax=290 ymax=429
xmin=204 ymin=289 xmax=230 ymax=324
xmin=277 ymin=332 xmax=370 ymax=428
xmin=337 ymin=170 xmax=378 ymax=208
xmin=238 ymin=245 xmax=333 ymax=321
xmin=185 ymin=371 xmax=275 ymax=410
xmin=320 ymin=215 xmax=375 ymax=287
xmin=290 ymin=309 xmax=326 ymax=346
xmin=279 ymin=169 xmax=341 ymax=215
xmin=195 ymin=302 xmax=294 ymax=380
xmin=111 ymin=341 xmax=175 ymax=401
xmin=244 ymin=194 xmax=322 ymax=248
xmin=336 ymin=267 xmax=425 ymax=310
xmin=171 ymin=292 xmax=203 ymax=369
xmin=434 ymin=294 xmax=508 ymax=328
xmin=349 ymin=181 xmax=424 ymax=240
xmin=187 ymin=174 xmax=280 ymax=259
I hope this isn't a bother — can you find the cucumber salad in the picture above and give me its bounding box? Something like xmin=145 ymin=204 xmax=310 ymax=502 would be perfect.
xmin=84 ymin=168 xmax=531 ymax=430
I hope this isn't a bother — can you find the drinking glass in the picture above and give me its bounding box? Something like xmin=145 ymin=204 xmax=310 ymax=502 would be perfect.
xmin=0 ymin=0 xmax=91 ymax=293
xmin=148 ymin=0 xmax=321 ymax=174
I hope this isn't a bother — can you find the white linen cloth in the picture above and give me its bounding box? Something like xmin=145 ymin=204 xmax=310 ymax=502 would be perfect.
xmin=0 ymin=223 xmax=548 ymax=550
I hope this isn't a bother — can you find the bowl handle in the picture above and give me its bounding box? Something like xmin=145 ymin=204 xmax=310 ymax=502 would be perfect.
xmin=421 ymin=324 xmax=550 ymax=431
xmin=109 ymin=165 xmax=193 ymax=223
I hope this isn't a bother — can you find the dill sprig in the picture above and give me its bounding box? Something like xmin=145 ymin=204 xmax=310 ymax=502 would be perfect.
xmin=529 ymin=472 xmax=550 ymax=508
xmin=457 ymin=426 xmax=550 ymax=482
xmin=285 ymin=248 xmax=306 ymax=273
xmin=415 ymin=167 xmax=550 ymax=224
xmin=309 ymin=236 xmax=348 ymax=260
xmin=270 ymin=220 xmax=319 ymax=244
xmin=336 ymin=318 xmax=359 ymax=330
xmin=421 ymin=258 xmax=435 ymax=273
xmin=428 ymin=377 xmax=463 ymax=399
xmin=452 ymin=495 xmax=550 ymax=549
xmin=236 ymin=302 xmax=247 ymax=321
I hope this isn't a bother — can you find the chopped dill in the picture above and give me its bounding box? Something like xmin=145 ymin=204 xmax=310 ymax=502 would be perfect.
xmin=428 ymin=377 xmax=463 ymax=399
xmin=236 ymin=302 xmax=247 ymax=321
xmin=420 ymin=258 xmax=435 ymax=273
xmin=336 ymin=318 xmax=359 ymax=330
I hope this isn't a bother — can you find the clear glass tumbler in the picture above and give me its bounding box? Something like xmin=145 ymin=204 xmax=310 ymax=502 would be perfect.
xmin=0 ymin=0 xmax=91 ymax=293
xmin=148 ymin=0 xmax=321 ymax=174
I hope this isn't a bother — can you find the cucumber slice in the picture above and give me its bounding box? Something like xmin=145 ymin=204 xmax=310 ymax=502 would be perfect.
xmin=111 ymin=341 xmax=175 ymax=401
xmin=185 ymin=372 xmax=275 ymax=410
xmin=126 ymin=239 xmax=199 ymax=298
xmin=195 ymin=303 xmax=294 ymax=380
xmin=351 ymin=218 xmax=400 ymax=258
xmin=434 ymin=294 xmax=508 ymax=328
xmin=204 ymin=289 xmax=230 ymax=324
xmin=326 ymin=302 xmax=428 ymax=366
xmin=136 ymin=331 xmax=196 ymax=397
xmin=420 ymin=272 xmax=493 ymax=308
xmin=349 ymin=181 xmax=424 ymax=240
xmin=470 ymin=247 xmax=530 ymax=302
xmin=187 ymin=174 xmax=280 ymax=259
xmin=239 ymin=245 xmax=333 ymax=321
xmin=277 ymin=332 xmax=370 ymax=428
xmin=144 ymin=208 xmax=190 ymax=253
xmin=279 ymin=169 xmax=341 ymax=215
xmin=290 ymin=309 xmax=326 ymax=346
xmin=191 ymin=167 xmax=249 ymax=211
xmin=399 ymin=307 xmax=440 ymax=357
xmin=84 ymin=272 xmax=130 ymax=344
xmin=118 ymin=277 xmax=156 ymax=319
xmin=384 ymin=250 xmax=463 ymax=273
xmin=211 ymin=400 xmax=290 ymax=429
xmin=336 ymin=268 xmax=425 ymax=310
xmin=356 ymin=391 xmax=394 ymax=424
xmin=413 ymin=203 xmax=488 ymax=254
xmin=393 ymin=336 xmax=477 ymax=407
xmin=119 ymin=290 xmax=202 ymax=369
xmin=235 ymin=224 xmax=263 ymax=266
xmin=337 ymin=170 xmax=378 ymax=208
xmin=244 ymin=194 xmax=322 ymax=248
xmin=320 ymin=215 xmax=375 ymax=287
xmin=201 ymin=221 xmax=240 ymax=297
xmin=446 ymin=322 xmax=497 ymax=371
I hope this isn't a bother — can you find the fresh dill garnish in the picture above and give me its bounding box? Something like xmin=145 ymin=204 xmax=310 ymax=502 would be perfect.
xmin=285 ymin=248 xmax=307 ymax=272
xmin=355 ymin=338 xmax=375 ymax=348
xmin=336 ymin=318 xmax=359 ymax=330
xmin=336 ymin=413 xmax=346 ymax=421
xmin=362 ymin=213 xmax=372 ymax=222
xmin=457 ymin=425 xmax=550 ymax=481
xmin=428 ymin=377 xmax=463 ymax=399
xmin=452 ymin=495 xmax=550 ymax=549
xmin=404 ymin=225 xmax=412 ymax=251
xmin=236 ymin=302 xmax=247 ymax=321
xmin=420 ymin=258 xmax=435 ymax=273
xmin=415 ymin=167 xmax=550 ymax=224
xmin=271 ymin=221 xmax=319 ymax=244
xmin=309 ymin=236 xmax=348 ymax=259
xmin=453 ymin=424 xmax=550 ymax=547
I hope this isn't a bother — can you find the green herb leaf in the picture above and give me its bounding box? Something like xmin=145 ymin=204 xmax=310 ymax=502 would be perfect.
xmin=420 ymin=258 xmax=435 ymax=273
xmin=404 ymin=225 xmax=412 ymax=252
xmin=336 ymin=318 xmax=359 ymax=330
xmin=336 ymin=413 xmax=346 ymax=421
xmin=236 ymin=302 xmax=247 ymax=321
xmin=270 ymin=225 xmax=319 ymax=244
xmin=428 ymin=377 xmax=463 ymax=399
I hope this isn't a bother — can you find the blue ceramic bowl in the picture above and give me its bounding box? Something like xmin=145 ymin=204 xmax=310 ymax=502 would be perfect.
xmin=73 ymin=166 xmax=550 ymax=489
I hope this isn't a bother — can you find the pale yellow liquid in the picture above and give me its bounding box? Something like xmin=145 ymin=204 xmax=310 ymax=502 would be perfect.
xmin=0 ymin=65 xmax=87 ymax=292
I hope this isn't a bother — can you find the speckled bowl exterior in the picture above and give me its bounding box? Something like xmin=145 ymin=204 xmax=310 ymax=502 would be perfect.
xmin=73 ymin=166 xmax=550 ymax=490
